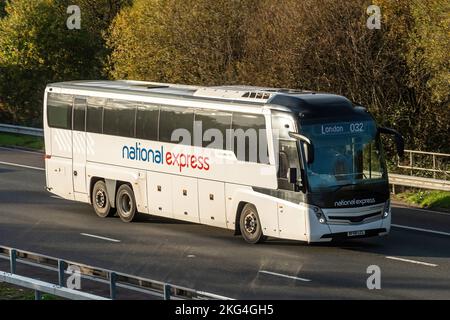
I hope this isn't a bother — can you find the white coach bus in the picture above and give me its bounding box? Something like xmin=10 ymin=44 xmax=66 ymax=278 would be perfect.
xmin=44 ymin=80 xmax=404 ymax=243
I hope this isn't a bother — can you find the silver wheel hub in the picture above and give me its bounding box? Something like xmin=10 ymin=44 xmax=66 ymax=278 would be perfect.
xmin=244 ymin=212 xmax=258 ymax=234
xmin=95 ymin=189 xmax=106 ymax=208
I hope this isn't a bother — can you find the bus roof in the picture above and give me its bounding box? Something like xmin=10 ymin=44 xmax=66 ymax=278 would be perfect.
xmin=47 ymin=80 xmax=367 ymax=119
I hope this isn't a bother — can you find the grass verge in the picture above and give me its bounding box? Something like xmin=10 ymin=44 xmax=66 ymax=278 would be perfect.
xmin=0 ymin=282 xmax=59 ymax=300
xmin=393 ymin=190 xmax=450 ymax=211
xmin=0 ymin=132 xmax=44 ymax=151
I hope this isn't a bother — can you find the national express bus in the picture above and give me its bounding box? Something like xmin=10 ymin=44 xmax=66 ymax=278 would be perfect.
xmin=43 ymin=81 xmax=404 ymax=244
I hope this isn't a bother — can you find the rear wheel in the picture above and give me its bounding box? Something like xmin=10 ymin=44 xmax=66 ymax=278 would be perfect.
xmin=116 ymin=184 xmax=137 ymax=223
xmin=239 ymin=203 xmax=266 ymax=244
xmin=92 ymin=180 xmax=114 ymax=218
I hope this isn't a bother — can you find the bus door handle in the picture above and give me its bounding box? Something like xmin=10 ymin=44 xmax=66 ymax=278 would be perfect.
xmin=73 ymin=170 xmax=78 ymax=176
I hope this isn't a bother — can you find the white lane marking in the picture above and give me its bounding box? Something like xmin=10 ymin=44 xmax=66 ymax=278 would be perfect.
xmin=393 ymin=205 xmax=450 ymax=216
xmin=386 ymin=256 xmax=438 ymax=267
xmin=0 ymin=146 xmax=43 ymax=155
xmin=80 ymin=233 xmax=121 ymax=243
xmin=50 ymin=195 xmax=64 ymax=200
xmin=392 ymin=224 xmax=450 ymax=237
xmin=259 ymin=270 xmax=311 ymax=282
xmin=0 ymin=160 xmax=44 ymax=171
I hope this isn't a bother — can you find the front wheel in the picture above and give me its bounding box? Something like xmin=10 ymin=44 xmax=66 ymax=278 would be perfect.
xmin=239 ymin=204 xmax=266 ymax=244
xmin=116 ymin=184 xmax=137 ymax=223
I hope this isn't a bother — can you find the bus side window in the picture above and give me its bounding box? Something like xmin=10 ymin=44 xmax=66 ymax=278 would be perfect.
xmin=159 ymin=106 xmax=194 ymax=145
xmin=86 ymin=97 xmax=106 ymax=134
xmin=194 ymin=110 xmax=232 ymax=149
xmin=47 ymin=93 xmax=73 ymax=130
xmin=103 ymin=100 xmax=136 ymax=138
xmin=231 ymin=113 xmax=269 ymax=164
xmin=73 ymin=97 xmax=86 ymax=132
xmin=136 ymin=104 xmax=159 ymax=141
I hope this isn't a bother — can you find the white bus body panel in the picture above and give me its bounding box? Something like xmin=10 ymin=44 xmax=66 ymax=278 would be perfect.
xmin=277 ymin=200 xmax=308 ymax=242
xmin=173 ymin=175 xmax=199 ymax=223
xmin=85 ymin=160 xmax=148 ymax=212
xmin=147 ymin=171 xmax=173 ymax=218
xmin=225 ymin=184 xmax=279 ymax=238
xmin=198 ymin=180 xmax=226 ymax=228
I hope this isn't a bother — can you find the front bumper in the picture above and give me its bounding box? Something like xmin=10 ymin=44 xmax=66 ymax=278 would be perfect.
xmin=306 ymin=203 xmax=391 ymax=242
xmin=320 ymin=228 xmax=388 ymax=241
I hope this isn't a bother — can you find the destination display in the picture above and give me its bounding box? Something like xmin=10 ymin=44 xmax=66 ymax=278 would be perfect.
xmin=304 ymin=121 xmax=375 ymax=137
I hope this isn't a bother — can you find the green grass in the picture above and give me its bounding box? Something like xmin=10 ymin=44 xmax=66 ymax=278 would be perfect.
xmin=395 ymin=190 xmax=450 ymax=211
xmin=0 ymin=132 xmax=44 ymax=150
xmin=0 ymin=282 xmax=59 ymax=300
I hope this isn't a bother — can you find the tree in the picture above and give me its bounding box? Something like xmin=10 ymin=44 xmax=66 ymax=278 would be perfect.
xmin=0 ymin=0 xmax=129 ymax=125
xmin=106 ymin=0 xmax=256 ymax=84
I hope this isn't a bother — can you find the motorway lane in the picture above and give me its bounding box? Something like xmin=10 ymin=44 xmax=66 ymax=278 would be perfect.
xmin=0 ymin=148 xmax=449 ymax=299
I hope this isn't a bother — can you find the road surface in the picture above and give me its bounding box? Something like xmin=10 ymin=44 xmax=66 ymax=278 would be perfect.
xmin=0 ymin=147 xmax=449 ymax=299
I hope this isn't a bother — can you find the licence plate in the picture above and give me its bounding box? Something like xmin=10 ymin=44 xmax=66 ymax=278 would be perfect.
xmin=347 ymin=230 xmax=366 ymax=237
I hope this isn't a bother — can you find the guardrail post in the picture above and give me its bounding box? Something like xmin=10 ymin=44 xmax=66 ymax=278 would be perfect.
xmin=35 ymin=290 xmax=42 ymax=300
xmin=410 ymin=151 xmax=413 ymax=176
xmin=58 ymin=260 xmax=66 ymax=287
xmin=109 ymin=272 xmax=117 ymax=300
xmin=433 ymin=154 xmax=436 ymax=179
xmin=10 ymin=249 xmax=16 ymax=274
xmin=164 ymin=283 xmax=171 ymax=300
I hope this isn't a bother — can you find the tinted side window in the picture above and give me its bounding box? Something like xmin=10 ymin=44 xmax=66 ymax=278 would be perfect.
xmin=103 ymin=100 xmax=136 ymax=138
xmin=73 ymin=97 xmax=86 ymax=131
xmin=86 ymin=97 xmax=105 ymax=134
xmin=136 ymin=104 xmax=159 ymax=141
xmin=159 ymin=106 xmax=194 ymax=145
xmin=231 ymin=113 xmax=269 ymax=164
xmin=194 ymin=110 xmax=232 ymax=149
xmin=47 ymin=93 xmax=73 ymax=129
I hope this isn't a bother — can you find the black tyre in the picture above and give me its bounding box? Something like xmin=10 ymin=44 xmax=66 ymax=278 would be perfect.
xmin=116 ymin=184 xmax=137 ymax=223
xmin=92 ymin=180 xmax=114 ymax=218
xmin=239 ymin=203 xmax=266 ymax=244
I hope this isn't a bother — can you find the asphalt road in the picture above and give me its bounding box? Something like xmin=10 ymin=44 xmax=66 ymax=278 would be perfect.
xmin=0 ymin=147 xmax=449 ymax=299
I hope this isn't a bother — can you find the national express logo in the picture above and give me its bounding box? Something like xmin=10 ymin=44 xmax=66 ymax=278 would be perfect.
xmin=122 ymin=143 xmax=210 ymax=172
xmin=334 ymin=198 xmax=376 ymax=207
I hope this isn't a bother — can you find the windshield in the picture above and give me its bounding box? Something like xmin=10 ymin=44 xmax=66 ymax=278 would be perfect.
xmin=300 ymin=120 xmax=387 ymax=192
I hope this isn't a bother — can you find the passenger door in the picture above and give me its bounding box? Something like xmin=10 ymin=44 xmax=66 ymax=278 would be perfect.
xmin=46 ymin=93 xmax=74 ymax=199
xmin=72 ymin=97 xmax=87 ymax=195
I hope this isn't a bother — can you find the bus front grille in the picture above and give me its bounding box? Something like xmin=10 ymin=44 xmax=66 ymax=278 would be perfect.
xmin=327 ymin=211 xmax=382 ymax=225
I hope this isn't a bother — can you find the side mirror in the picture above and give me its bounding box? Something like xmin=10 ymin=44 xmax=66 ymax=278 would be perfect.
xmin=288 ymin=132 xmax=315 ymax=164
xmin=378 ymin=127 xmax=405 ymax=157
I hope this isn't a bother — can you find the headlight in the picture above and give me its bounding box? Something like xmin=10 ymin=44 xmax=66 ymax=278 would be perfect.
xmin=312 ymin=206 xmax=327 ymax=224
xmin=382 ymin=200 xmax=391 ymax=219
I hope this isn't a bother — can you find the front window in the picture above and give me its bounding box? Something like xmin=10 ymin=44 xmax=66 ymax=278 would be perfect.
xmin=300 ymin=120 xmax=387 ymax=192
